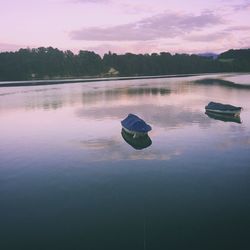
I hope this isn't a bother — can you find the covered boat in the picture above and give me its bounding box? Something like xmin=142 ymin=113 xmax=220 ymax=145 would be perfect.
xmin=121 ymin=114 xmax=152 ymax=137
xmin=205 ymin=102 xmax=242 ymax=116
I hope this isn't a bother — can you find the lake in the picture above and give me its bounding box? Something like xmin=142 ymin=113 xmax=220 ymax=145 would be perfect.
xmin=1 ymin=73 xmax=250 ymax=249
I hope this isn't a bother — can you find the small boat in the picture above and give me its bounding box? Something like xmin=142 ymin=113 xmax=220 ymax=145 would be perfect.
xmin=121 ymin=129 xmax=152 ymax=150
xmin=121 ymin=114 xmax=152 ymax=137
xmin=205 ymin=111 xmax=242 ymax=124
xmin=205 ymin=102 xmax=242 ymax=116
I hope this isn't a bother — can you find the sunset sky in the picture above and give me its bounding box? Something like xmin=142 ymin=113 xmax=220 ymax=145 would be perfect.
xmin=0 ymin=0 xmax=250 ymax=55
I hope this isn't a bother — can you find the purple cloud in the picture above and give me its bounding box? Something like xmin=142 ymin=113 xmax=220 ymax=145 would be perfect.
xmin=70 ymin=11 xmax=223 ymax=41
xmin=232 ymin=1 xmax=250 ymax=11
xmin=224 ymin=25 xmax=250 ymax=32
xmin=185 ymin=32 xmax=229 ymax=42
xmin=183 ymin=24 xmax=250 ymax=42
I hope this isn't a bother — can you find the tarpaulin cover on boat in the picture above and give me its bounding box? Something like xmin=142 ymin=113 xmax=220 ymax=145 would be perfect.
xmin=121 ymin=114 xmax=152 ymax=133
xmin=205 ymin=102 xmax=242 ymax=111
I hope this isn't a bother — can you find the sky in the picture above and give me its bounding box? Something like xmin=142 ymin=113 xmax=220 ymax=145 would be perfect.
xmin=0 ymin=0 xmax=250 ymax=55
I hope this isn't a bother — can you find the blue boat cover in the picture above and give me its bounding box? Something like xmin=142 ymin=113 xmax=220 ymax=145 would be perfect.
xmin=121 ymin=114 xmax=152 ymax=133
xmin=206 ymin=102 xmax=241 ymax=111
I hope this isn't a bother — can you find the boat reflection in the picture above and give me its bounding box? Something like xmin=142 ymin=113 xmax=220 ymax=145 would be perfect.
xmin=205 ymin=111 xmax=242 ymax=124
xmin=121 ymin=129 xmax=152 ymax=150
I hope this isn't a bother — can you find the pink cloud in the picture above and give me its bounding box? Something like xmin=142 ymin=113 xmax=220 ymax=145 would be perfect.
xmin=0 ymin=43 xmax=24 ymax=52
xmin=0 ymin=0 xmax=250 ymax=54
xmin=72 ymin=0 xmax=110 ymax=3
xmin=70 ymin=11 xmax=223 ymax=41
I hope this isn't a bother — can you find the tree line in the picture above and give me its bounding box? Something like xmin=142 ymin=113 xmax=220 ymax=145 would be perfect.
xmin=0 ymin=47 xmax=249 ymax=81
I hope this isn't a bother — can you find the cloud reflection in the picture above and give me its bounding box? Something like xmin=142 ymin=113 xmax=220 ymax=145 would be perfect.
xmin=78 ymin=137 xmax=181 ymax=162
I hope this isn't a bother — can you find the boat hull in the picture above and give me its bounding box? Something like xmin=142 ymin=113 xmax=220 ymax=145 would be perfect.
xmin=122 ymin=126 xmax=148 ymax=137
xmin=205 ymin=108 xmax=241 ymax=116
xmin=205 ymin=111 xmax=242 ymax=123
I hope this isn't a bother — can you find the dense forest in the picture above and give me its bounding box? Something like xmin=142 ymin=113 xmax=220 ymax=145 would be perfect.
xmin=0 ymin=47 xmax=249 ymax=81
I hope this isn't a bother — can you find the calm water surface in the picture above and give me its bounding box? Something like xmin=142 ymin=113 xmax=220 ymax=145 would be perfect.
xmin=1 ymin=74 xmax=250 ymax=249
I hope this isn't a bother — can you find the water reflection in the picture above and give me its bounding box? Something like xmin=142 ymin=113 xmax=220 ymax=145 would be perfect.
xmin=76 ymin=104 xmax=210 ymax=130
xmin=205 ymin=111 xmax=242 ymax=124
xmin=127 ymin=87 xmax=171 ymax=95
xmin=1 ymin=74 xmax=250 ymax=250
xmin=121 ymin=129 xmax=152 ymax=150
xmin=194 ymin=78 xmax=250 ymax=89
xmin=81 ymin=86 xmax=171 ymax=105
xmin=78 ymin=137 xmax=179 ymax=161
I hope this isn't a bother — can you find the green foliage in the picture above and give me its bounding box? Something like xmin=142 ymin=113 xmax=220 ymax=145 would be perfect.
xmin=218 ymin=49 xmax=250 ymax=72
xmin=0 ymin=47 xmax=249 ymax=81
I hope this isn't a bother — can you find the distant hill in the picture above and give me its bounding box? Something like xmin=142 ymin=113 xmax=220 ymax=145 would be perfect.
xmin=218 ymin=49 xmax=250 ymax=71
xmin=0 ymin=47 xmax=249 ymax=81
xmin=219 ymin=49 xmax=250 ymax=60
xmin=197 ymin=53 xmax=218 ymax=59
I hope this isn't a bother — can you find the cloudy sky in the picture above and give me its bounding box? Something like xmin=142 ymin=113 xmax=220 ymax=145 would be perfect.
xmin=0 ymin=0 xmax=250 ymax=54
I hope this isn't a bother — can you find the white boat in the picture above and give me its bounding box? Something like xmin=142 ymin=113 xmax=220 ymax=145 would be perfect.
xmin=205 ymin=102 xmax=242 ymax=116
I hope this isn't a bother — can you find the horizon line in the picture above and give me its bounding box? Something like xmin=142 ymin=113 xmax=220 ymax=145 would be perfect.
xmin=1 ymin=46 xmax=249 ymax=56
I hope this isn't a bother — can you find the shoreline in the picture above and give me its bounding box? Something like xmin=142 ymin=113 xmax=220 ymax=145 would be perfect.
xmin=0 ymin=73 xmax=208 ymax=87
